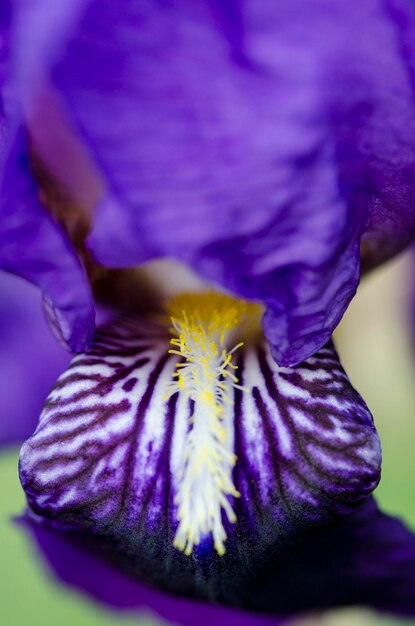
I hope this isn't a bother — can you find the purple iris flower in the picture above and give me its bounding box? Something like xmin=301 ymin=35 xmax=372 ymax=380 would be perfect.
xmin=1 ymin=271 xmax=414 ymax=622
xmin=2 ymin=0 xmax=415 ymax=620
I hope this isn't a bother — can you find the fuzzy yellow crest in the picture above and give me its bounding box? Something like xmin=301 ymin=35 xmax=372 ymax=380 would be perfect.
xmin=165 ymin=291 xmax=261 ymax=556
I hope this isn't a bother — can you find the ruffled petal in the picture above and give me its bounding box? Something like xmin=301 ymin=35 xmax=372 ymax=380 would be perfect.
xmin=0 ymin=129 xmax=95 ymax=351
xmin=20 ymin=314 xmax=381 ymax=599
xmin=11 ymin=0 xmax=415 ymax=364
xmin=20 ymin=498 xmax=415 ymax=617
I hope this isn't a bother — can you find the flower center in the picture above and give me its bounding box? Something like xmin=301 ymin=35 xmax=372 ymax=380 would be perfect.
xmin=165 ymin=291 xmax=260 ymax=556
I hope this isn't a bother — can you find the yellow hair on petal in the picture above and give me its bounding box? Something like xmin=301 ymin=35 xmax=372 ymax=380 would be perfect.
xmin=165 ymin=291 xmax=261 ymax=556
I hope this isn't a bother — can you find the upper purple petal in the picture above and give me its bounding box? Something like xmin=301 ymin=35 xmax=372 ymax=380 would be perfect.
xmin=0 ymin=0 xmax=95 ymax=354
xmin=0 ymin=128 xmax=95 ymax=351
xmin=11 ymin=0 xmax=415 ymax=365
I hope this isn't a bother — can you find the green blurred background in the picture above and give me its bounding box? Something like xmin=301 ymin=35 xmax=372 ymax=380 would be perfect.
xmin=1 ymin=252 xmax=415 ymax=626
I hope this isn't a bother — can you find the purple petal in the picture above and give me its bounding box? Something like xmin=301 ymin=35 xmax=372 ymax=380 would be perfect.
xmin=12 ymin=0 xmax=88 ymax=107
xmin=27 ymin=83 xmax=103 ymax=214
xmin=0 ymin=271 xmax=70 ymax=445
xmin=19 ymin=497 xmax=415 ymax=617
xmin=19 ymin=314 xmax=381 ymax=599
xmin=19 ymin=518 xmax=280 ymax=626
xmin=0 ymin=129 xmax=95 ymax=351
xmin=12 ymin=0 xmax=415 ymax=364
xmin=360 ymin=0 xmax=415 ymax=271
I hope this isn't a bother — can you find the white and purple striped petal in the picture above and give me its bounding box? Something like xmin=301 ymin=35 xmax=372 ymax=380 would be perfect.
xmin=20 ymin=313 xmax=381 ymax=596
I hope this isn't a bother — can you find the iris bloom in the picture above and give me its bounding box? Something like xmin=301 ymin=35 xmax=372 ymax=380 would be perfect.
xmin=19 ymin=284 xmax=382 ymax=584
xmin=2 ymin=0 xmax=415 ymax=619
